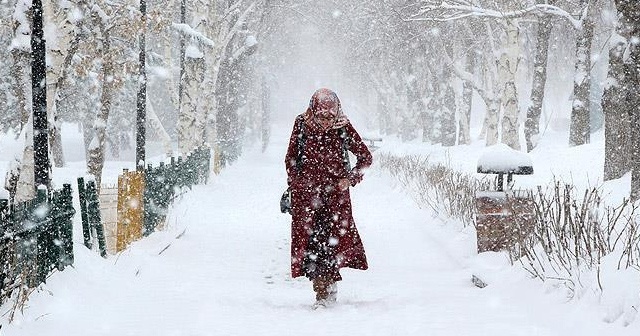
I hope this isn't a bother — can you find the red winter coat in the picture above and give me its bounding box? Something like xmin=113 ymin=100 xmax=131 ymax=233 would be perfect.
xmin=285 ymin=113 xmax=373 ymax=279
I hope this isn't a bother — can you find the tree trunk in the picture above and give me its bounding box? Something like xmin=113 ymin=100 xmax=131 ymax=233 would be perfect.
xmin=177 ymin=52 xmax=205 ymax=154
xmin=440 ymin=72 xmax=457 ymax=147
xmin=10 ymin=48 xmax=31 ymax=134
xmin=14 ymin=116 xmax=36 ymax=203
xmin=569 ymin=4 xmax=595 ymax=146
xmin=485 ymin=99 xmax=500 ymax=147
xmin=426 ymin=78 xmax=441 ymax=143
xmin=87 ymin=29 xmax=113 ymax=190
xmin=603 ymin=42 xmax=630 ymax=181
xmin=43 ymin=0 xmax=73 ymax=168
xmin=260 ymin=77 xmax=270 ymax=152
xmin=499 ymin=20 xmax=521 ymax=150
xmin=525 ymin=5 xmax=553 ymax=152
xmin=614 ymin=0 xmax=640 ymax=199
xmin=147 ymin=99 xmax=173 ymax=156
xmin=458 ymin=52 xmax=473 ymax=145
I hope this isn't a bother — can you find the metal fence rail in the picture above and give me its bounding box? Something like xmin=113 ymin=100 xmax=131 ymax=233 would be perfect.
xmin=143 ymin=145 xmax=211 ymax=237
xmin=0 ymin=146 xmax=211 ymax=307
xmin=0 ymin=185 xmax=75 ymax=304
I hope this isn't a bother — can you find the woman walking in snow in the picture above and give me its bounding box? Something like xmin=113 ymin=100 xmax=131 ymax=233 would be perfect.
xmin=284 ymin=88 xmax=373 ymax=308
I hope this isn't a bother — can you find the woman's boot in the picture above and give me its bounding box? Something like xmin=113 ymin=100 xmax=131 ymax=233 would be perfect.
xmin=313 ymin=277 xmax=329 ymax=301
xmin=327 ymin=282 xmax=337 ymax=303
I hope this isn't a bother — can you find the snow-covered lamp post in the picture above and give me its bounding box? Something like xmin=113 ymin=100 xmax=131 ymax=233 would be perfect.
xmin=31 ymin=0 xmax=50 ymax=189
xmin=136 ymin=0 xmax=147 ymax=171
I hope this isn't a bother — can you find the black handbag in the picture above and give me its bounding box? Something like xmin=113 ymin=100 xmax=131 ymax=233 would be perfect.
xmin=280 ymin=187 xmax=292 ymax=214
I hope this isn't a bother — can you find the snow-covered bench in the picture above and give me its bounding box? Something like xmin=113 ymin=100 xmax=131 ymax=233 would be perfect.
xmin=362 ymin=136 xmax=382 ymax=151
xmin=475 ymin=144 xmax=534 ymax=254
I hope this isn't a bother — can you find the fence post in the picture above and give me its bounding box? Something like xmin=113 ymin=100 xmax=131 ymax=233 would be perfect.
xmin=203 ymin=146 xmax=211 ymax=184
xmin=144 ymin=164 xmax=156 ymax=236
xmin=176 ymin=156 xmax=184 ymax=189
xmin=77 ymin=177 xmax=92 ymax=249
xmin=87 ymin=181 xmax=107 ymax=258
xmin=14 ymin=202 xmax=33 ymax=287
xmin=169 ymin=157 xmax=177 ymax=197
xmin=49 ymin=189 xmax=63 ymax=272
xmin=0 ymin=198 xmax=8 ymax=296
xmin=117 ymin=171 xmax=126 ymax=252
xmin=117 ymin=170 xmax=145 ymax=250
xmin=0 ymin=198 xmax=8 ymax=239
xmin=34 ymin=187 xmax=50 ymax=285
xmin=58 ymin=184 xmax=75 ymax=269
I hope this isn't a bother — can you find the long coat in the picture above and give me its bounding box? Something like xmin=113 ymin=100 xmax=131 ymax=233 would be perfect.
xmin=285 ymin=114 xmax=373 ymax=279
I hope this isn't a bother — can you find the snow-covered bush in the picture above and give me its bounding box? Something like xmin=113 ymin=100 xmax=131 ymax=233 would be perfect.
xmin=378 ymin=153 xmax=640 ymax=297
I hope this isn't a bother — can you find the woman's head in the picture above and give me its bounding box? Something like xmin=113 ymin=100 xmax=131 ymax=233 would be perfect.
xmin=308 ymin=88 xmax=341 ymax=130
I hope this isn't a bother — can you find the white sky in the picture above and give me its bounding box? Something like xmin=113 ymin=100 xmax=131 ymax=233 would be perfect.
xmin=1 ymin=120 xmax=639 ymax=335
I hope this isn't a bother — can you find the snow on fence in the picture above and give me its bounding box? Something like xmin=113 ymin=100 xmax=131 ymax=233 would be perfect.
xmin=99 ymin=185 xmax=118 ymax=255
xmin=77 ymin=145 xmax=212 ymax=255
xmin=0 ymin=186 xmax=75 ymax=306
xmin=117 ymin=170 xmax=144 ymax=252
xmin=0 ymin=146 xmax=211 ymax=316
xmin=362 ymin=136 xmax=383 ymax=151
xmin=77 ymin=177 xmax=108 ymax=257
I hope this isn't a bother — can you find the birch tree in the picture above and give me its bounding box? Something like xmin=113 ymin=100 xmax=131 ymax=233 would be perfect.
xmin=408 ymin=2 xmax=522 ymax=148
xmin=14 ymin=116 xmax=35 ymax=203
xmin=458 ymin=49 xmax=474 ymax=145
xmin=0 ymin=1 xmax=22 ymax=134
xmin=42 ymin=0 xmax=76 ymax=167
xmin=409 ymin=0 xmax=591 ymax=150
xmin=173 ymin=0 xmax=260 ymax=159
xmin=85 ymin=2 xmax=142 ymax=188
xmin=9 ymin=1 xmax=32 ymax=134
xmin=568 ymin=0 xmax=598 ymax=146
xmin=174 ymin=21 xmax=213 ymax=154
xmin=10 ymin=0 xmax=36 ymax=202
xmin=498 ymin=17 xmax=521 ymax=150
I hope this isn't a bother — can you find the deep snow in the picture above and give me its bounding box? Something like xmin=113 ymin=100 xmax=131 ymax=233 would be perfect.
xmin=0 ymin=122 xmax=639 ymax=335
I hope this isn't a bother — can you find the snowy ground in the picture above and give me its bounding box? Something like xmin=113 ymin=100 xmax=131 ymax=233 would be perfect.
xmin=1 ymin=123 xmax=639 ymax=335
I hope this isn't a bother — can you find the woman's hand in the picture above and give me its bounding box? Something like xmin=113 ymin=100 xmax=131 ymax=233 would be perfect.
xmin=338 ymin=178 xmax=350 ymax=191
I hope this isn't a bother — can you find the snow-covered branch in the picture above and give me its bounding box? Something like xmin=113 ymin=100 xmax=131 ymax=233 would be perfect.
xmin=171 ymin=23 xmax=215 ymax=47
xmin=408 ymin=1 xmax=581 ymax=29
xmin=219 ymin=1 xmax=258 ymax=52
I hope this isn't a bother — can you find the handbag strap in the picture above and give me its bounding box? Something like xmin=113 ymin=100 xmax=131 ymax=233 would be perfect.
xmin=295 ymin=117 xmax=305 ymax=173
xmin=339 ymin=127 xmax=351 ymax=172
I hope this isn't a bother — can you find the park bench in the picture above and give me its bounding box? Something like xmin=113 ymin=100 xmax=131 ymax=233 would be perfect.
xmin=362 ymin=136 xmax=382 ymax=151
xmin=475 ymin=144 xmax=535 ymax=254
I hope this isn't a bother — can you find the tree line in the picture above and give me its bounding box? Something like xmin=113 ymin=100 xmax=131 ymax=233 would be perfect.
xmin=2 ymin=0 xmax=640 ymax=200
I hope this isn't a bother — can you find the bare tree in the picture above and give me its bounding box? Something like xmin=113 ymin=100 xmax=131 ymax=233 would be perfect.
xmin=457 ymin=41 xmax=474 ymax=145
xmin=408 ymin=0 xmax=597 ymax=150
xmin=602 ymin=20 xmax=630 ymax=181
xmin=525 ymin=0 xmax=554 ymax=152
xmin=612 ymin=0 xmax=640 ymax=199
xmin=174 ymin=0 xmax=260 ymax=159
xmin=407 ymin=1 xmax=528 ymax=149
xmin=568 ymin=0 xmax=597 ymax=147
xmin=85 ymin=2 xmax=143 ymax=188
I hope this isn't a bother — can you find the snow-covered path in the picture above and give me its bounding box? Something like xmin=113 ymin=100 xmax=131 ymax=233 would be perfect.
xmin=3 ymin=136 xmax=637 ymax=335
